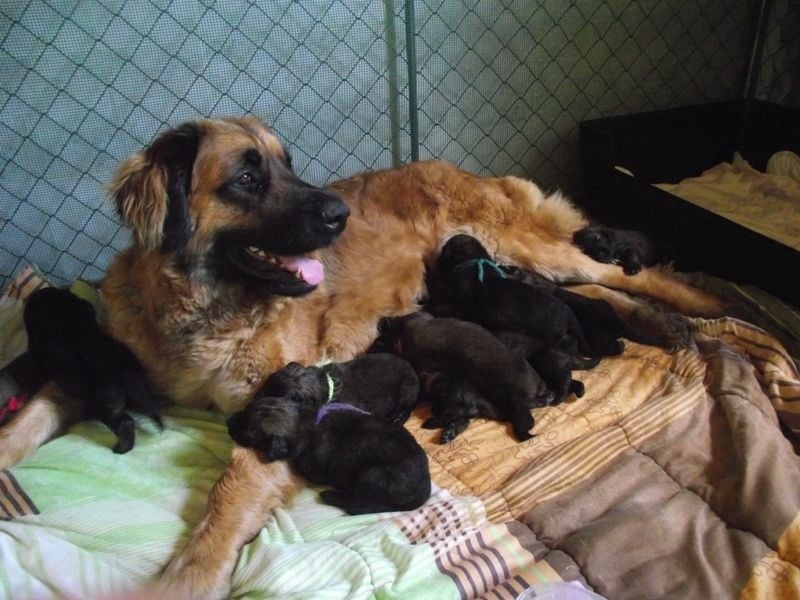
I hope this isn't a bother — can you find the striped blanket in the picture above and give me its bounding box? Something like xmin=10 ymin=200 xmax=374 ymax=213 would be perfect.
xmin=1 ymin=268 xmax=800 ymax=599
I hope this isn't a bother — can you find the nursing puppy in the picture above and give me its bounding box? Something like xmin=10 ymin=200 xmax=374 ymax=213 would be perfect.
xmin=573 ymin=226 xmax=655 ymax=275
xmin=227 ymin=356 xmax=429 ymax=514
xmin=380 ymin=312 xmax=554 ymax=441
xmin=429 ymin=234 xmax=593 ymax=356
xmin=23 ymin=287 xmax=161 ymax=453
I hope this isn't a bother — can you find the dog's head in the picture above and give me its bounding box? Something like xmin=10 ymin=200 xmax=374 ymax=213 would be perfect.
xmin=437 ymin=234 xmax=492 ymax=272
xmin=107 ymin=116 xmax=350 ymax=297
xmin=226 ymin=395 xmax=300 ymax=460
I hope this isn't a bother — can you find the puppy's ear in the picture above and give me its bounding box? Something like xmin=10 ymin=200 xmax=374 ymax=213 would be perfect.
xmin=107 ymin=122 xmax=201 ymax=252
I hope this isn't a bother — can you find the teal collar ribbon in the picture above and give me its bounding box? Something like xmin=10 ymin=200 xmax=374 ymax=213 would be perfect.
xmin=464 ymin=258 xmax=508 ymax=283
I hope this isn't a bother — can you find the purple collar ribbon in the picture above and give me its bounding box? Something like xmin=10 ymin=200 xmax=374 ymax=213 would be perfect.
xmin=315 ymin=402 xmax=370 ymax=425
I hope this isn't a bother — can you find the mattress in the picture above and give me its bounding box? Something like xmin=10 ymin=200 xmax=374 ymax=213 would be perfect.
xmin=654 ymin=151 xmax=800 ymax=252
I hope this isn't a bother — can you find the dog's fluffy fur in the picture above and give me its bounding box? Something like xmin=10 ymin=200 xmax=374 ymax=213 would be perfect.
xmin=22 ymin=287 xmax=161 ymax=453
xmin=227 ymin=356 xmax=429 ymax=514
xmin=0 ymin=116 xmax=729 ymax=598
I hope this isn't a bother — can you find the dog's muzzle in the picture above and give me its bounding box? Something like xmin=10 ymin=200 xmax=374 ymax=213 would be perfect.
xmin=318 ymin=194 xmax=350 ymax=233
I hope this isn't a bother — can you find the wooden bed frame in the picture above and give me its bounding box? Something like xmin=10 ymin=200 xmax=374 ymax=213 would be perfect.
xmin=579 ymin=100 xmax=800 ymax=306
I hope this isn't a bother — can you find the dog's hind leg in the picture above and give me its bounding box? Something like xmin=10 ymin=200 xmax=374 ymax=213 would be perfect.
xmin=494 ymin=230 xmax=728 ymax=318
xmin=157 ymin=447 xmax=301 ymax=600
xmin=0 ymin=381 xmax=82 ymax=469
xmin=566 ymin=284 xmax=696 ymax=351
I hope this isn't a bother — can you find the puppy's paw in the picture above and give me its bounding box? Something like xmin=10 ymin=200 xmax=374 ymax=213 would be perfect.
xmin=514 ymin=430 xmax=535 ymax=442
xmin=623 ymin=263 xmax=642 ymax=276
xmin=110 ymin=414 xmax=135 ymax=454
xmin=570 ymin=380 xmax=585 ymax=398
xmin=440 ymin=426 xmax=459 ymax=444
xmin=389 ymin=410 xmax=411 ymax=425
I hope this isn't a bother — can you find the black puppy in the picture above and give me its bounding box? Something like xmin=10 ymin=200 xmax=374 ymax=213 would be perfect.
xmin=493 ymin=330 xmax=598 ymax=406
xmin=428 ymin=234 xmax=593 ymax=357
xmin=23 ymin=287 xmax=161 ymax=453
xmin=573 ymin=226 xmax=654 ymax=275
xmin=227 ymin=354 xmax=430 ymax=515
xmin=379 ymin=312 xmax=553 ymax=442
xmin=418 ymin=372 xmax=487 ymax=444
xmin=501 ymin=265 xmax=659 ymax=356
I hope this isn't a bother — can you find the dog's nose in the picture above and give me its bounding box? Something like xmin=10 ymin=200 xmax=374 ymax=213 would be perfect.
xmin=320 ymin=197 xmax=350 ymax=231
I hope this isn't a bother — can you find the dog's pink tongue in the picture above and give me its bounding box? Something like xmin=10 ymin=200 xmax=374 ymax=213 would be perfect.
xmin=281 ymin=256 xmax=325 ymax=285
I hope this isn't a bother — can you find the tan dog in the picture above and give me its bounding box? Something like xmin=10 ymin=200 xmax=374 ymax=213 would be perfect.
xmin=0 ymin=116 xmax=726 ymax=597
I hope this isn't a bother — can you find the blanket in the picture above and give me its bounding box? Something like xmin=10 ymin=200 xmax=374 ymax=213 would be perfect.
xmin=2 ymin=268 xmax=800 ymax=599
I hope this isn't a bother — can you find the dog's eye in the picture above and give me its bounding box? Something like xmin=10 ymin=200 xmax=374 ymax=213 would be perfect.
xmin=238 ymin=172 xmax=255 ymax=186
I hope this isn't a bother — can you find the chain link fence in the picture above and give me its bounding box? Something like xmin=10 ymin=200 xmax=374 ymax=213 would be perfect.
xmin=0 ymin=0 xmax=795 ymax=289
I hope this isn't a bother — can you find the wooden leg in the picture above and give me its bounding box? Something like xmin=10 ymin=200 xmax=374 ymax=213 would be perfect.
xmin=157 ymin=447 xmax=301 ymax=600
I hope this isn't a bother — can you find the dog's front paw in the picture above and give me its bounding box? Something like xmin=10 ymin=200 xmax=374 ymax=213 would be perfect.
xmin=157 ymin=546 xmax=235 ymax=600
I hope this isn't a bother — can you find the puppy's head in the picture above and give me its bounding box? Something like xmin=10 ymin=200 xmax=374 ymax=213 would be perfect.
xmin=572 ymin=227 xmax=614 ymax=262
xmin=24 ymin=287 xmax=97 ymax=344
xmin=259 ymin=361 xmax=327 ymax=406
xmin=226 ymin=395 xmax=300 ymax=460
xmin=437 ymin=234 xmax=492 ymax=272
xmin=107 ymin=116 xmax=350 ymax=297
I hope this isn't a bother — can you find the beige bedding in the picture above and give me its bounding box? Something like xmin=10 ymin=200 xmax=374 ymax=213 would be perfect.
xmin=655 ymin=151 xmax=800 ymax=251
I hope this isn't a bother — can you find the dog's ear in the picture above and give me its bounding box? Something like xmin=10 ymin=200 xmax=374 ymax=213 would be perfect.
xmin=107 ymin=122 xmax=201 ymax=252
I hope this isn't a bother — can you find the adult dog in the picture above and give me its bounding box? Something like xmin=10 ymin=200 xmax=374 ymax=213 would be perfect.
xmin=0 ymin=116 xmax=726 ymax=598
